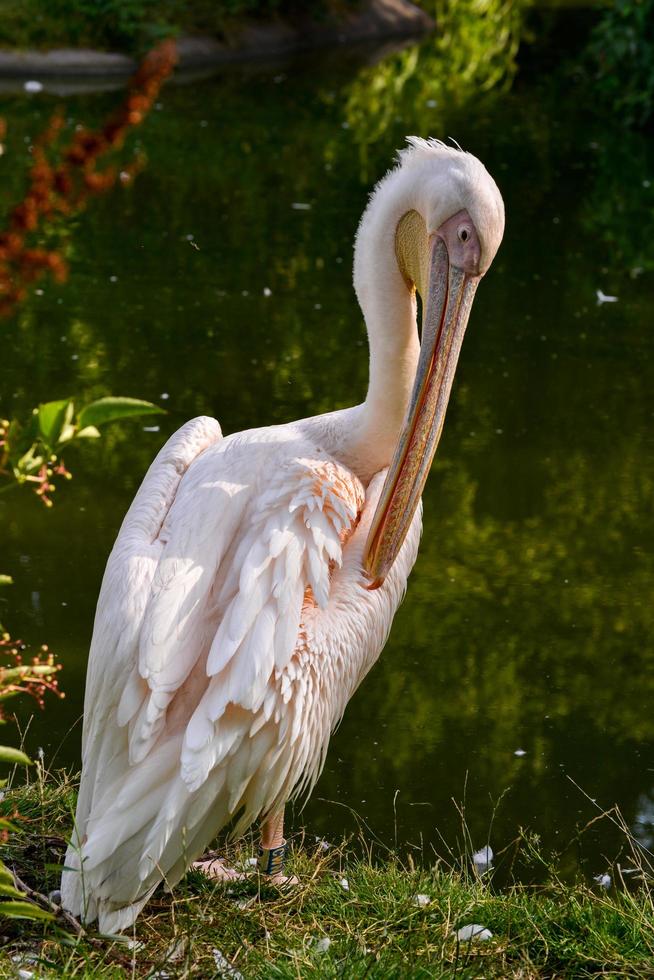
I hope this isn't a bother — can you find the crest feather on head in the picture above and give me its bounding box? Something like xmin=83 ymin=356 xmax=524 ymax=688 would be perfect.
xmin=398 ymin=136 xmax=467 ymax=167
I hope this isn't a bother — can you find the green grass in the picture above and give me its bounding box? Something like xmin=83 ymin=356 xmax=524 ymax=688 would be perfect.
xmin=1 ymin=773 xmax=654 ymax=977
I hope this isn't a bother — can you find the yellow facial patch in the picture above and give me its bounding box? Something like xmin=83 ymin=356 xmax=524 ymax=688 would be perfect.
xmin=395 ymin=210 xmax=429 ymax=298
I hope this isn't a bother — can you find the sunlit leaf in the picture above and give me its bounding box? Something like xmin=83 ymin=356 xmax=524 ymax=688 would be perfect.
xmin=38 ymin=400 xmax=74 ymax=448
xmin=15 ymin=445 xmax=44 ymax=476
xmin=77 ymin=397 xmax=164 ymax=430
xmin=0 ymin=862 xmax=14 ymax=884
xmin=0 ymin=883 xmax=24 ymax=899
xmin=58 ymin=422 xmax=76 ymax=444
xmin=0 ymin=575 xmax=12 ymax=587
xmin=0 ymin=746 xmax=32 ymax=766
xmin=0 ymin=899 xmax=53 ymax=920
xmin=75 ymin=426 xmax=101 ymax=439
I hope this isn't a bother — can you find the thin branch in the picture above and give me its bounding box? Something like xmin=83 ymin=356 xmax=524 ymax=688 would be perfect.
xmin=11 ymin=866 xmax=99 ymax=942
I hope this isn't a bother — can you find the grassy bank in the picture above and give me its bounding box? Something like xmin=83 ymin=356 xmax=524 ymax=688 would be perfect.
xmin=1 ymin=774 xmax=654 ymax=977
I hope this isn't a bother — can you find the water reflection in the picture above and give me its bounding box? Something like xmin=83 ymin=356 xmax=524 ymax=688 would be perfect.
xmin=1 ymin=13 xmax=653 ymax=882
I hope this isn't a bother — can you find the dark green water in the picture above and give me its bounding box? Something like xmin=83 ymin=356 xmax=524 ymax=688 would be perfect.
xmin=2 ymin=18 xmax=654 ymax=884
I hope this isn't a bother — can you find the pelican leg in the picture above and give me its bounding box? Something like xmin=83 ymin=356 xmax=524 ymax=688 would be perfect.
xmin=192 ymin=854 xmax=245 ymax=881
xmin=258 ymin=809 xmax=299 ymax=885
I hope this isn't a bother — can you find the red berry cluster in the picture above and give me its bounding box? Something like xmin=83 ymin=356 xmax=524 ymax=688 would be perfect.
xmin=30 ymin=458 xmax=72 ymax=508
xmin=0 ymin=418 xmax=74 ymax=506
xmin=0 ymin=637 xmax=64 ymax=717
xmin=0 ymin=39 xmax=178 ymax=318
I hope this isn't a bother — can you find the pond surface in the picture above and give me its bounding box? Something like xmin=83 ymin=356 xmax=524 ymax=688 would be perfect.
xmin=2 ymin=14 xmax=654 ymax=885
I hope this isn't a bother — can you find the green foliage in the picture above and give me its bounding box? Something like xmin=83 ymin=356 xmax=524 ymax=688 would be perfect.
xmin=341 ymin=0 xmax=528 ymax=176
xmin=0 ymin=721 xmax=52 ymax=923
xmin=0 ymin=746 xmax=31 ymax=765
xmin=76 ymin=395 xmax=163 ymax=429
xmin=0 ymin=0 xmax=360 ymax=52
xmin=0 ymin=0 xmax=176 ymax=52
xmin=586 ymin=0 xmax=654 ymax=126
xmin=0 ymin=396 xmax=163 ymax=506
xmin=0 ymin=864 xmax=53 ymax=923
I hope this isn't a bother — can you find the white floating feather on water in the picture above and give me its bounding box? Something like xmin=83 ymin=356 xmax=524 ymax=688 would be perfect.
xmin=514 ymin=748 xmax=526 ymax=757
xmin=596 ymin=289 xmax=618 ymax=305
xmin=24 ymin=80 xmax=43 ymax=93
xmin=594 ymin=872 xmax=611 ymax=889
xmin=455 ymin=924 xmax=493 ymax=942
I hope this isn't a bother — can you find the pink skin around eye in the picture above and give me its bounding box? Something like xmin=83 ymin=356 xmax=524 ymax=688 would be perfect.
xmin=435 ymin=208 xmax=482 ymax=277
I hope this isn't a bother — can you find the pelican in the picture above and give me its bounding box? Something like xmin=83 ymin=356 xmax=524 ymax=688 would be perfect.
xmin=61 ymin=138 xmax=504 ymax=932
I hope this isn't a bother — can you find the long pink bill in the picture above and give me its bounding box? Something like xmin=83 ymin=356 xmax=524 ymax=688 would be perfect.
xmin=363 ymin=235 xmax=479 ymax=588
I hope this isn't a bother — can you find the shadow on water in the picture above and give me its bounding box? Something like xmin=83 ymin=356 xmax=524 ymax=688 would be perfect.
xmin=1 ymin=1 xmax=654 ymax=884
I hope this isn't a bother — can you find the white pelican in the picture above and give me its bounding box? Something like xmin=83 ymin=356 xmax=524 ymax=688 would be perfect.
xmin=61 ymin=138 xmax=504 ymax=932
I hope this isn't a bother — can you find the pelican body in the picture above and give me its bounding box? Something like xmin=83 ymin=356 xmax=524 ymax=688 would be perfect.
xmin=61 ymin=139 xmax=504 ymax=932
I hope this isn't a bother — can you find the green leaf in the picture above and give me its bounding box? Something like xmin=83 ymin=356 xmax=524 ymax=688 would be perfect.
xmin=6 ymin=415 xmax=36 ymax=465
xmin=0 ymin=862 xmax=14 ymax=884
xmin=38 ymin=400 xmax=74 ymax=448
xmin=75 ymin=425 xmax=101 ymax=439
xmin=0 ymin=575 xmax=12 ymax=587
xmin=77 ymin=397 xmax=164 ymax=430
xmin=0 ymin=882 xmax=24 ymax=899
xmin=15 ymin=445 xmax=44 ymax=477
xmin=0 ymin=899 xmax=53 ymax=920
xmin=57 ymin=423 xmax=76 ymax=444
xmin=0 ymin=746 xmax=32 ymax=766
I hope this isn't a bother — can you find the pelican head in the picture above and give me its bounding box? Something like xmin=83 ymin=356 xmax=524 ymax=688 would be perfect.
xmin=360 ymin=138 xmax=505 ymax=588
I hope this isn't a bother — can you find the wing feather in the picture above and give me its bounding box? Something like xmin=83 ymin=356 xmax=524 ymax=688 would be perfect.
xmin=63 ymin=428 xmax=403 ymax=935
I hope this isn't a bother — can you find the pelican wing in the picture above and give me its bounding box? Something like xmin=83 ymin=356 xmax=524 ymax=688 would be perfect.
xmin=74 ymin=415 xmax=223 ymax=830
xmin=62 ymin=426 xmax=377 ymax=933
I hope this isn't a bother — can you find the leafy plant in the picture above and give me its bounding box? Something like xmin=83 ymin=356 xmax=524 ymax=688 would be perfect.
xmin=0 ymin=587 xmax=61 ymax=922
xmin=0 ymin=396 xmax=164 ymax=506
xmin=585 ymin=0 xmax=654 ymax=127
xmin=0 ymin=40 xmax=177 ymax=318
xmin=0 ymin=0 xmax=358 ymax=53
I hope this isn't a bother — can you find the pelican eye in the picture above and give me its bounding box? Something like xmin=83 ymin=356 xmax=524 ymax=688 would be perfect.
xmin=458 ymin=227 xmax=470 ymax=243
